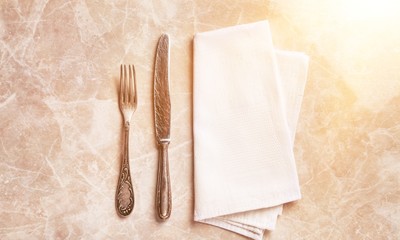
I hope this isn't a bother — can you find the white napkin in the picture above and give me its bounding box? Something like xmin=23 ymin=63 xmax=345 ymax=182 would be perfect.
xmin=193 ymin=20 xmax=309 ymax=240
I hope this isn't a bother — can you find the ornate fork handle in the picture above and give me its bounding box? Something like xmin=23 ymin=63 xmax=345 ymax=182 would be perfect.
xmin=116 ymin=121 xmax=134 ymax=216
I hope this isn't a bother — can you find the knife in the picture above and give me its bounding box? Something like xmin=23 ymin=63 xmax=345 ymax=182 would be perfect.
xmin=154 ymin=33 xmax=172 ymax=220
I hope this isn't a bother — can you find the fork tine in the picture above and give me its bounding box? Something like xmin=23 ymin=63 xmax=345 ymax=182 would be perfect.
xmin=128 ymin=65 xmax=132 ymax=103
xmin=128 ymin=65 xmax=135 ymax=103
xmin=120 ymin=64 xmax=124 ymax=103
xmin=132 ymin=65 xmax=137 ymax=104
xmin=123 ymin=64 xmax=128 ymax=103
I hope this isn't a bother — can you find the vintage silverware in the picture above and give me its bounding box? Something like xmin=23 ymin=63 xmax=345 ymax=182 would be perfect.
xmin=116 ymin=64 xmax=137 ymax=217
xmin=154 ymin=34 xmax=172 ymax=220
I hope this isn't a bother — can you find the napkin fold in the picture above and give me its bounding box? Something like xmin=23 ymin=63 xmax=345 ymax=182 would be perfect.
xmin=193 ymin=21 xmax=309 ymax=240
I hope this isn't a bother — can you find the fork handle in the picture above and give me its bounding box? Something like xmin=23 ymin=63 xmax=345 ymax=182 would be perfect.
xmin=156 ymin=141 xmax=172 ymax=220
xmin=116 ymin=122 xmax=134 ymax=217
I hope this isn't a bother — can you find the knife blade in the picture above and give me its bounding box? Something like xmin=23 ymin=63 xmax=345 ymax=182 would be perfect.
xmin=154 ymin=33 xmax=172 ymax=220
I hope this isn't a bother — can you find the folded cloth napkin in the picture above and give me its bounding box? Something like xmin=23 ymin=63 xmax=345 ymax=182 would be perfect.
xmin=193 ymin=20 xmax=309 ymax=240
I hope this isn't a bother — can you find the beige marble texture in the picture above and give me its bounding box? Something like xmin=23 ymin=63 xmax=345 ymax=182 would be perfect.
xmin=1 ymin=0 xmax=399 ymax=239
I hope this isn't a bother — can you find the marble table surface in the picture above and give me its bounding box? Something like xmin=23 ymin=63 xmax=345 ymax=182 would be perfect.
xmin=1 ymin=0 xmax=399 ymax=239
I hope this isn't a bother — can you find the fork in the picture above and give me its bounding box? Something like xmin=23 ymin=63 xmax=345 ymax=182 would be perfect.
xmin=116 ymin=64 xmax=137 ymax=217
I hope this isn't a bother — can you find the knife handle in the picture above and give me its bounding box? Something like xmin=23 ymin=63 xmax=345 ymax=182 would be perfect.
xmin=156 ymin=141 xmax=172 ymax=220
